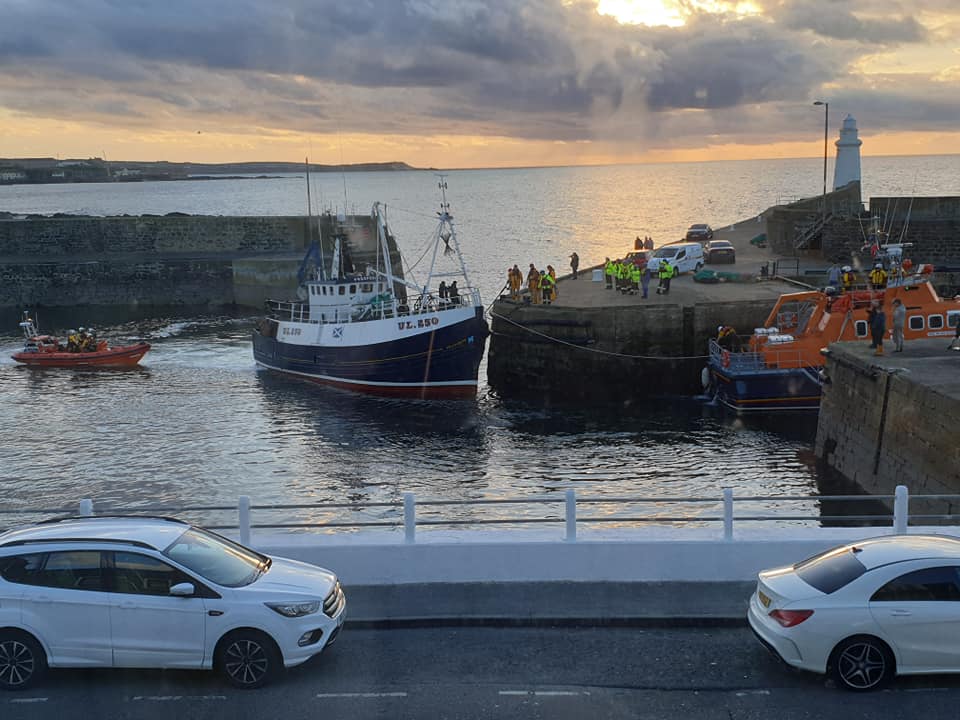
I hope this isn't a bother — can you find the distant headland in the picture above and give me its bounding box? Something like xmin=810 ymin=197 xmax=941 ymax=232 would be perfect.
xmin=0 ymin=158 xmax=420 ymax=185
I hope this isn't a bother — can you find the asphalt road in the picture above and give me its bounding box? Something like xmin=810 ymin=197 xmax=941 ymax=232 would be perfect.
xmin=7 ymin=627 xmax=960 ymax=719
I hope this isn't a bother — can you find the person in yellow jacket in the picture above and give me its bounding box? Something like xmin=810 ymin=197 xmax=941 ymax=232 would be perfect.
xmin=629 ymin=263 xmax=640 ymax=295
xmin=869 ymin=263 xmax=888 ymax=290
xmin=657 ymin=260 xmax=674 ymax=295
xmin=604 ymin=257 xmax=614 ymax=289
xmin=840 ymin=265 xmax=856 ymax=293
xmin=539 ymin=270 xmax=556 ymax=305
xmin=546 ymin=265 xmax=558 ymax=302
xmin=508 ymin=264 xmax=522 ymax=300
xmin=527 ymin=263 xmax=541 ymax=304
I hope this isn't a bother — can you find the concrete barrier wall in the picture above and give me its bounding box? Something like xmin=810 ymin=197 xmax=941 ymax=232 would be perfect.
xmin=249 ymin=526 xmax=958 ymax=586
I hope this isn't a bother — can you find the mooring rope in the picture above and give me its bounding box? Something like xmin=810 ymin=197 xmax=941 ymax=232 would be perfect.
xmin=489 ymin=310 xmax=710 ymax=361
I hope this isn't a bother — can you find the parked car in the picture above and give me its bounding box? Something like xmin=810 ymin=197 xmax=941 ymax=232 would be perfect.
xmin=748 ymin=534 xmax=960 ymax=692
xmin=0 ymin=516 xmax=346 ymax=689
xmin=685 ymin=224 xmax=714 ymax=241
xmin=645 ymin=242 xmax=705 ymax=275
xmin=704 ymin=240 xmax=736 ymax=264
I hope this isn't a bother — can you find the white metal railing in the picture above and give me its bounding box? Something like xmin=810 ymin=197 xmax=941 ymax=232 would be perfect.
xmin=1 ymin=486 xmax=954 ymax=545
xmin=266 ymin=288 xmax=481 ymax=325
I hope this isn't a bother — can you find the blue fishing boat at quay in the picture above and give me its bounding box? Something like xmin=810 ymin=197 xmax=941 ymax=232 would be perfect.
xmin=252 ymin=179 xmax=489 ymax=398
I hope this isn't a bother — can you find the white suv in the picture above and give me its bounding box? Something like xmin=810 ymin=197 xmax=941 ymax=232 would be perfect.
xmin=0 ymin=516 xmax=346 ymax=690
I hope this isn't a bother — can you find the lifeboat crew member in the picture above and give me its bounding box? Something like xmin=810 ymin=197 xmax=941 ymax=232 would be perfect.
xmin=604 ymin=257 xmax=614 ymax=289
xmin=869 ymin=263 xmax=888 ymax=290
xmin=657 ymin=260 xmax=673 ymax=295
xmin=629 ymin=263 xmax=640 ymax=295
xmin=840 ymin=266 xmax=856 ymax=293
xmin=539 ymin=270 xmax=555 ymax=305
xmin=527 ymin=264 xmax=541 ymax=304
xmin=66 ymin=329 xmax=80 ymax=353
xmin=717 ymin=325 xmax=737 ymax=350
xmin=546 ymin=265 xmax=558 ymax=302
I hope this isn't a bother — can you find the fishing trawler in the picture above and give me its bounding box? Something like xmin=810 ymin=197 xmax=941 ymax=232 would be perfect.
xmin=252 ymin=178 xmax=489 ymax=398
xmin=707 ymin=264 xmax=960 ymax=412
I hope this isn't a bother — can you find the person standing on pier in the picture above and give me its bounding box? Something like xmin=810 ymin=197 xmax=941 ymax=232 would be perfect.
xmin=569 ymin=252 xmax=579 ymax=279
xmin=658 ymin=260 xmax=673 ymax=295
xmin=640 ymin=265 xmax=651 ymax=299
xmin=892 ymin=298 xmax=906 ymax=352
xmin=528 ymin=264 xmax=541 ymax=304
xmin=547 ymin=265 xmax=558 ymax=302
xmin=870 ymin=301 xmax=886 ymax=356
xmin=604 ymin=257 xmax=614 ymax=289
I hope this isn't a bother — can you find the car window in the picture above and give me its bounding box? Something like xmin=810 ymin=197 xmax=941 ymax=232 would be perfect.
xmin=164 ymin=527 xmax=264 ymax=587
xmin=113 ymin=551 xmax=195 ymax=596
xmin=7 ymin=550 xmax=107 ymax=591
xmin=794 ymin=546 xmax=867 ymax=593
xmin=0 ymin=553 xmax=44 ymax=584
xmin=871 ymin=566 xmax=960 ymax=602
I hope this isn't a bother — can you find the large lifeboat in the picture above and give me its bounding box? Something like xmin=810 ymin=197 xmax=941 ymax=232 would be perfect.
xmin=11 ymin=313 xmax=150 ymax=368
xmin=707 ymin=266 xmax=960 ymax=412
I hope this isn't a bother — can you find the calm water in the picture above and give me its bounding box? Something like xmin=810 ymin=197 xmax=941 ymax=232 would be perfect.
xmin=2 ymin=157 xmax=955 ymax=529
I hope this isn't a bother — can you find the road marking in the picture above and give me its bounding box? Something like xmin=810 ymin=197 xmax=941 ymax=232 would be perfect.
xmin=316 ymin=692 xmax=407 ymax=698
xmin=131 ymin=696 xmax=226 ymax=701
xmin=499 ymin=691 xmax=590 ymax=697
xmin=9 ymin=698 xmax=48 ymax=704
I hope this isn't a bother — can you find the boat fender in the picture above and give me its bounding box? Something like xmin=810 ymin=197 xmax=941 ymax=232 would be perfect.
xmin=721 ymin=350 xmax=731 ymax=368
xmin=700 ymin=366 xmax=710 ymax=390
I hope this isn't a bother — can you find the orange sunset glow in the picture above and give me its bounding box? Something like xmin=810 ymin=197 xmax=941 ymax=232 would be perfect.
xmin=1 ymin=0 xmax=958 ymax=167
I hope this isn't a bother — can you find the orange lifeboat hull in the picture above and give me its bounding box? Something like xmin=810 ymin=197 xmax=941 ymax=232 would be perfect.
xmin=12 ymin=342 xmax=151 ymax=368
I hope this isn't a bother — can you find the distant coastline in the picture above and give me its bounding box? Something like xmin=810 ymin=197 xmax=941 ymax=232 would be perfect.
xmin=0 ymin=158 xmax=421 ymax=186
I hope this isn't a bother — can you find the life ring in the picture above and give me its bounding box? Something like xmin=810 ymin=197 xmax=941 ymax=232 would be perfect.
xmin=721 ymin=350 xmax=731 ymax=368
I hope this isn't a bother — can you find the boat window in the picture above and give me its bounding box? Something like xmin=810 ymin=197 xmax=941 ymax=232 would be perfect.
xmin=929 ymin=315 xmax=944 ymax=330
xmin=854 ymin=320 xmax=868 ymax=337
xmin=909 ymin=315 xmax=925 ymax=331
xmin=322 ymin=287 xmax=327 ymax=296
xmin=362 ymin=283 xmax=373 ymax=293
xmin=350 ymin=285 xmax=357 ymax=294
xmin=949 ymin=311 xmax=960 ymax=329
xmin=339 ymin=286 xmax=346 ymax=296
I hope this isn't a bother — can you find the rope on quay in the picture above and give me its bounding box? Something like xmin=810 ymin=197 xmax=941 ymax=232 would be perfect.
xmin=489 ymin=311 xmax=710 ymax=361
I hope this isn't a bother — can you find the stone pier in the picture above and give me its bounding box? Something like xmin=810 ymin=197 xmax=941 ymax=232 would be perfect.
xmin=815 ymin=339 xmax=960 ymax=508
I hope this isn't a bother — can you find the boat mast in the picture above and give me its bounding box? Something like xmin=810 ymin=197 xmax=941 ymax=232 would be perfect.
xmin=306 ymin=157 xmax=326 ymax=280
xmin=374 ymin=202 xmax=397 ymax=288
xmin=422 ymin=174 xmax=473 ymax=293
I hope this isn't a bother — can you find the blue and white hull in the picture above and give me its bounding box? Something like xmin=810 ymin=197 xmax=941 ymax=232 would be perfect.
xmin=709 ymin=364 xmax=822 ymax=412
xmin=253 ymin=305 xmax=488 ymax=398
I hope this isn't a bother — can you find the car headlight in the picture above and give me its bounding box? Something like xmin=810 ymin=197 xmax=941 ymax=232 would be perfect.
xmin=265 ymin=600 xmax=321 ymax=617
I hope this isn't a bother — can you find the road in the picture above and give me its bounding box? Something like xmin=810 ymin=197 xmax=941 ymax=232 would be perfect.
xmin=6 ymin=626 xmax=960 ymax=719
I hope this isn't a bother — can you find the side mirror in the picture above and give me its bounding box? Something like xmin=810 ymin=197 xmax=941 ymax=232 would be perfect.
xmin=170 ymin=582 xmax=196 ymax=597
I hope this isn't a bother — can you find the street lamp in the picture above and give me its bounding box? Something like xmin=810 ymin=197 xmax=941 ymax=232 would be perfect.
xmin=813 ymin=100 xmax=829 ymax=232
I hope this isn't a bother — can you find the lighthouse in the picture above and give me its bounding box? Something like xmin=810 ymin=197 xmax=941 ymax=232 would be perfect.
xmin=833 ymin=114 xmax=862 ymax=190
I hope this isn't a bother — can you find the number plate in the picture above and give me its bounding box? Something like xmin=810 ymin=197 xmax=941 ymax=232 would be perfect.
xmin=758 ymin=590 xmax=771 ymax=608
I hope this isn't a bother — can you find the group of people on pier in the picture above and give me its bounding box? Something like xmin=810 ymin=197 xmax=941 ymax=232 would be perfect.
xmin=603 ymin=257 xmax=674 ymax=298
xmin=506 ymin=264 xmax=558 ymax=304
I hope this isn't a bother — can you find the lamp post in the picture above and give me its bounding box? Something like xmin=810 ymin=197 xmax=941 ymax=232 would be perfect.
xmin=813 ymin=100 xmax=829 ymax=231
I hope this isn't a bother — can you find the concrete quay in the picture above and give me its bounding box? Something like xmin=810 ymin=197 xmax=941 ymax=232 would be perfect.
xmin=816 ymin=337 xmax=960 ymax=496
xmin=488 ymin=219 xmax=826 ymax=401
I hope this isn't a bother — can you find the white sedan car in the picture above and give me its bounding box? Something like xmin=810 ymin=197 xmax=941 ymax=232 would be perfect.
xmin=749 ymin=534 xmax=960 ymax=691
xmin=0 ymin=516 xmax=346 ymax=690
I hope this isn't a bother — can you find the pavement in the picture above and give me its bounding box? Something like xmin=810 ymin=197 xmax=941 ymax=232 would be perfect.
xmin=344 ymin=581 xmax=756 ymax=628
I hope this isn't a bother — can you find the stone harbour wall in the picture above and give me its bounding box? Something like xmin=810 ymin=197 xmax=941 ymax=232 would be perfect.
xmin=0 ymin=213 xmax=397 ymax=309
xmin=815 ymin=343 xmax=960 ymax=505
xmin=487 ymin=298 xmax=774 ymax=401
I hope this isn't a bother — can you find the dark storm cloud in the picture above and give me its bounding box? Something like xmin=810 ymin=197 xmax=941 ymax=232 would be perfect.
xmin=775 ymin=0 xmax=927 ymax=44
xmin=0 ymin=0 xmax=955 ymax=148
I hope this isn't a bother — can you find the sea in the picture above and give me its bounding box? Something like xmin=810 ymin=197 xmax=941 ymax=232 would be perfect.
xmin=1 ymin=155 xmax=957 ymax=531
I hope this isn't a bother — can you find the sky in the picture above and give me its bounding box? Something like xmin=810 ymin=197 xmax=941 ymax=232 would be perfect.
xmin=0 ymin=0 xmax=958 ymax=168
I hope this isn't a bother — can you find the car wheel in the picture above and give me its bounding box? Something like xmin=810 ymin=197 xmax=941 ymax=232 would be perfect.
xmin=0 ymin=631 xmax=46 ymax=691
xmin=216 ymin=630 xmax=282 ymax=689
xmin=829 ymin=636 xmax=894 ymax=692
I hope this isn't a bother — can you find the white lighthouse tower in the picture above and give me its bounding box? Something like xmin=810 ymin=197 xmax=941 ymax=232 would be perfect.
xmin=833 ymin=114 xmax=862 ymax=190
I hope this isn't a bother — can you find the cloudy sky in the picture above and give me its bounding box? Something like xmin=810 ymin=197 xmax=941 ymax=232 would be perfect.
xmin=1 ymin=0 xmax=958 ymax=167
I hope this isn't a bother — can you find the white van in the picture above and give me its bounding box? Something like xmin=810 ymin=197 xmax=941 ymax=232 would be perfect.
xmin=646 ymin=242 xmax=705 ymax=275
